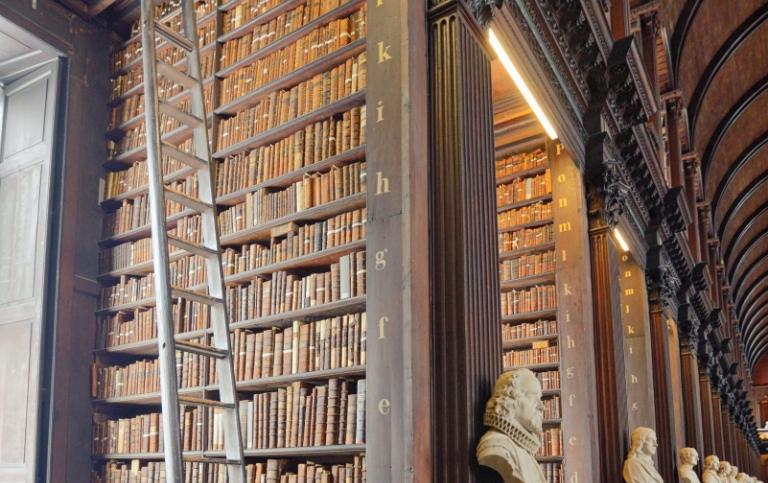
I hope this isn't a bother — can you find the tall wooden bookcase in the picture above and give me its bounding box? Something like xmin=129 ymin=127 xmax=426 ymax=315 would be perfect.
xmin=93 ymin=0 xmax=371 ymax=480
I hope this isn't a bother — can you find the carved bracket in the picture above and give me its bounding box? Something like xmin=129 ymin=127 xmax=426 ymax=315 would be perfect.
xmin=465 ymin=0 xmax=503 ymax=29
xmin=692 ymin=262 xmax=709 ymax=292
xmin=606 ymin=36 xmax=658 ymax=129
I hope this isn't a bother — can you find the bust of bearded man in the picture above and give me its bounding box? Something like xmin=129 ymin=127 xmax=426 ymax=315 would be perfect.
xmin=729 ymin=466 xmax=739 ymax=483
xmin=622 ymin=427 xmax=663 ymax=483
xmin=718 ymin=462 xmax=732 ymax=482
xmin=477 ymin=368 xmax=547 ymax=483
xmin=678 ymin=448 xmax=701 ymax=483
xmin=702 ymin=455 xmax=722 ymax=483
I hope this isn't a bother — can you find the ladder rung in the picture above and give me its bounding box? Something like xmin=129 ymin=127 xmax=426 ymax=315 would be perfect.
xmin=156 ymin=60 xmax=199 ymax=89
xmin=159 ymin=100 xmax=203 ymax=128
xmin=154 ymin=21 xmax=194 ymax=52
xmin=178 ymin=395 xmax=235 ymax=409
xmin=167 ymin=234 xmax=218 ymax=259
xmin=175 ymin=339 xmax=229 ymax=359
xmin=161 ymin=143 xmax=207 ymax=169
xmin=183 ymin=456 xmax=242 ymax=466
xmin=171 ymin=286 xmax=223 ymax=306
xmin=164 ymin=186 xmax=213 ymax=213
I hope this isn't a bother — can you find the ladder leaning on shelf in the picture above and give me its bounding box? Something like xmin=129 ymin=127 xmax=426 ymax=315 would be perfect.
xmin=138 ymin=0 xmax=245 ymax=481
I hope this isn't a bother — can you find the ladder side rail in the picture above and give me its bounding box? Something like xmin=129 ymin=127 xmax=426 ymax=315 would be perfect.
xmin=140 ymin=2 xmax=185 ymax=482
xmin=180 ymin=2 xmax=247 ymax=480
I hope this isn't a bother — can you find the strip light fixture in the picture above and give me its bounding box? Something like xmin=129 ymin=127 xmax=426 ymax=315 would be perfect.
xmin=614 ymin=228 xmax=630 ymax=252
xmin=488 ymin=28 xmax=558 ymax=140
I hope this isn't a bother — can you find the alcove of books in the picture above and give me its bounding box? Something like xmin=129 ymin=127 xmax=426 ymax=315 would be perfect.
xmin=93 ymin=0 xmax=369 ymax=481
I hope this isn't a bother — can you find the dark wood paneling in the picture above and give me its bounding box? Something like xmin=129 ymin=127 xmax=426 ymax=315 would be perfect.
xmin=699 ymin=373 xmax=716 ymax=457
xmin=680 ymin=344 xmax=705 ymax=452
xmin=427 ymin=3 xmax=502 ymax=481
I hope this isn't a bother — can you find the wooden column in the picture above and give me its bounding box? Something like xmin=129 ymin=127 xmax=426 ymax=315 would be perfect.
xmin=683 ymin=158 xmax=701 ymax=262
xmin=699 ymin=369 xmax=716 ymax=456
xmin=713 ymin=392 xmax=725 ymax=456
xmin=426 ymin=2 xmax=502 ymax=480
xmin=679 ymin=313 xmax=705 ymax=453
xmin=722 ymin=406 xmax=733 ymax=463
xmin=647 ymin=279 xmax=678 ymax=482
xmin=586 ymin=145 xmax=629 ymax=482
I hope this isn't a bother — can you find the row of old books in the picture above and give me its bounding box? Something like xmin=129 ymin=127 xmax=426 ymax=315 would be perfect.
xmin=218 ymin=161 xmax=366 ymax=235
xmin=220 ymin=0 xmax=356 ymax=69
xmin=222 ymin=0 xmax=353 ymax=34
xmin=96 ymin=300 xmax=210 ymax=349
xmin=496 ymin=170 xmax=552 ymax=206
xmin=99 ymin=207 xmax=365 ymax=275
xmin=98 ymin=248 xmax=365 ymax=311
xmin=92 ymin=407 xmax=197 ymax=454
xmin=500 ymin=284 xmax=557 ymax=316
xmin=536 ymin=428 xmax=563 ymax=457
xmin=222 ymin=0 xmax=285 ymax=34
xmin=218 ymin=8 xmax=366 ymax=105
xmin=127 ymin=0 xmax=217 ymax=38
xmin=93 ymin=456 xmax=367 ymax=483
xmin=499 ymin=249 xmax=556 ymax=282
xmin=539 ymin=463 xmax=563 ymax=483
xmin=101 ymin=177 xmax=198 ymax=238
xmin=217 ymin=55 xmax=366 ymax=149
xmin=536 ymin=370 xmax=561 ymax=390
xmin=91 ymin=340 xmax=205 ymax=399
xmin=221 ymin=208 xmax=366 ymax=274
xmin=498 ymin=224 xmax=556 ymax=253
xmin=215 ymin=116 xmax=365 ymax=198
xmin=102 ymin=156 xmax=189 ymax=199
xmin=109 ymin=50 xmax=215 ymax=102
xmin=541 ymin=395 xmax=561 ymax=419
xmin=501 ymin=319 xmax=558 ymax=341
xmin=502 ymin=345 xmax=559 ymax=367
xmin=495 ymin=148 xmax=548 ymax=178
xmin=212 ymin=313 xmax=366 ymax=382
xmin=224 ymin=253 xmax=366 ymax=322
xmin=109 ymin=84 xmax=213 ymax=131
xmin=497 ymin=201 xmax=553 ymax=230
xmin=223 ymin=378 xmax=366 ymax=450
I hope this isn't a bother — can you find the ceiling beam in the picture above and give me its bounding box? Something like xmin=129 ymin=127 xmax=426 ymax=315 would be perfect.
xmin=700 ymin=74 xmax=768 ymax=190
xmin=741 ymin=292 xmax=768 ymax=343
xmin=686 ymin=4 xmax=768 ymax=139
xmin=737 ymin=272 xmax=768 ymax=317
xmin=730 ymin=230 xmax=768 ymax=286
xmin=88 ymin=0 xmax=118 ymax=18
xmin=723 ymin=199 xmax=768 ymax=267
xmin=712 ymin=130 xmax=768 ymax=221
xmin=733 ymin=254 xmax=768 ymax=306
xmin=670 ymin=0 xmax=704 ymax=81
xmin=717 ymin=169 xmax=768 ymax=243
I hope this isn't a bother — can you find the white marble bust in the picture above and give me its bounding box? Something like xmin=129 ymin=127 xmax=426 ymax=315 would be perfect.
xmin=718 ymin=462 xmax=732 ymax=483
xmin=678 ymin=447 xmax=701 ymax=483
xmin=735 ymin=473 xmax=748 ymax=482
xmin=477 ymin=368 xmax=546 ymax=483
xmin=729 ymin=467 xmax=739 ymax=483
xmin=702 ymin=455 xmax=721 ymax=483
xmin=622 ymin=427 xmax=663 ymax=483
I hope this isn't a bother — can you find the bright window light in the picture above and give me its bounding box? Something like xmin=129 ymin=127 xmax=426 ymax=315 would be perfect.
xmin=488 ymin=28 xmax=558 ymax=140
xmin=614 ymin=228 xmax=630 ymax=252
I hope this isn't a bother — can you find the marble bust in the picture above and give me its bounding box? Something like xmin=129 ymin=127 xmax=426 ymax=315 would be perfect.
xmin=678 ymin=447 xmax=701 ymax=483
xmin=702 ymin=455 xmax=721 ymax=483
xmin=622 ymin=427 xmax=663 ymax=483
xmin=718 ymin=462 xmax=732 ymax=482
xmin=729 ymin=467 xmax=739 ymax=483
xmin=477 ymin=368 xmax=546 ymax=483
xmin=735 ymin=474 xmax=748 ymax=482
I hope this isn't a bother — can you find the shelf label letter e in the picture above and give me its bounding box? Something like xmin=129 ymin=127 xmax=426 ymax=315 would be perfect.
xmin=378 ymin=399 xmax=391 ymax=415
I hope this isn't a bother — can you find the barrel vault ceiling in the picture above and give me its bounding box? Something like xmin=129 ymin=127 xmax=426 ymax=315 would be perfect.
xmin=659 ymin=0 xmax=768 ymax=380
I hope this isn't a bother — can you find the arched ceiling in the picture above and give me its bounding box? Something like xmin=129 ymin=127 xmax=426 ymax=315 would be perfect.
xmin=670 ymin=0 xmax=768 ymax=373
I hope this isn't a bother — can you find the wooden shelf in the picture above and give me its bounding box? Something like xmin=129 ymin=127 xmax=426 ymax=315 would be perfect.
xmin=219 ymin=0 xmax=305 ymax=41
xmin=98 ymin=208 xmax=195 ymax=247
xmin=498 ymin=217 xmax=553 ymax=234
xmin=497 ymin=194 xmax=553 ymax=213
xmin=217 ymin=145 xmax=366 ymax=206
xmin=93 ymin=451 xmax=204 ymax=460
xmin=217 ymin=0 xmax=365 ymax=79
xmin=501 ymin=309 xmax=558 ymax=324
xmin=110 ymin=39 xmax=216 ymax=80
xmin=104 ymin=112 xmax=213 ymax=169
xmin=542 ymin=388 xmax=561 ymax=397
xmin=500 ymin=272 xmax=556 ymax=291
xmin=542 ymin=418 xmax=563 ymax=425
xmin=99 ymin=144 xmax=365 ymax=209
xmin=93 ymin=386 xmax=203 ymax=406
xmin=224 ymin=239 xmax=367 ymax=285
xmin=499 ymin=242 xmax=555 ymax=261
xmin=105 ymin=76 xmax=215 ymax=141
xmin=214 ymin=89 xmax=366 ymax=159
xmin=495 ymin=163 xmax=550 ymax=186
xmin=215 ymin=38 xmax=366 ymax=116
xmin=535 ymin=455 xmax=564 ymax=463
xmin=95 ymin=329 xmax=208 ymax=357
xmin=502 ymin=333 xmax=558 ymax=350
xmin=226 ymin=366 xmax=366 ymax=392
xmin=220 ymin=192 xmax=367 ymax=246
xmin=97 ymin=250 xmax=187 ymax=280
xmin=503 ymin=362 xmax=560 ymax=372
xmin=229 ymin=295 xmax=366 ymax=332
xmin=116 ymin=8 xmax=218 ymax=50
